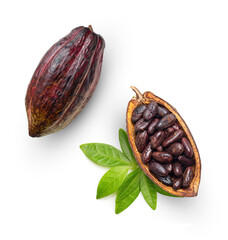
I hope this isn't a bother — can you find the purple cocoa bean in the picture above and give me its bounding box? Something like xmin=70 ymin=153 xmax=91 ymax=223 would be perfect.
xmin=135 ymin=130 xmax=148 ymax=153
xmin=172 ymin=123 xmax=180 ymax=130
xmin=156 ymin=146 xmax=163 ymax=152
xmin=148 ymin=118 xmax=160 ymax=135
xmin=131 ymin=104 xmax=147 ymax=123
xmin=134 ymin=118 xmax=151 ymax=133
xmin=178 ymin=155 xmax=195 ymax=167
xmin=143 ymin=101 xmax=158 ymax=121
xmin=156 ymin=113 xmax=176 ymax=130
xmin=157 ymin=175 xmax=173 ymax=186
xmin=157 ymin=106 xmax=169 ymax=118
xmin=152 ymin=151 xmax=173 ymax=164
xmin=165 ymin=127 xmax=175 ymax=136
xmin=150 ymin=131 xmax=166 ymax=149
xmin=181 ymin=137 xmax=194 ymax=158
xmin=173 ymin=177 xmax=182 ymax=190
xmin=141 ymin=143 xmax=153 ymax=163
xmin=167 ymin=142 xmax=184 ymax=157
xmin=182 ymin=166 xmax=194 ymax=188
xmin=173 ymin=162 xmax=183 ymax=177
xmin=149 ymin=161 xmax=168 ymax=177
xmin=164 ymin=163 xmax=173 ymax=174
xmin=162 ymin=129 xmax=184 ymax=148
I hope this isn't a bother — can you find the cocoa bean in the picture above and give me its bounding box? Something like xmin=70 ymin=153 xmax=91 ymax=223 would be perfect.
xmin=181 ymin=137 xmax=194 ymax=158
xmin=141 ymin=143 xmax=153 ymax=163
xmin=157 ymin=175 xmax=173 ymax=186
xmin=162 ymin=129 xmax=184 ymax=147
xmin=156 ymin=113 xmax=176 ymax=130
xmin=150 ymin=131 xmax=166 ymax=149
xmin=165 ymin=127 xmax=175 ymax=136
xmin=152 ymin=151 xmax=173 ymax=164
xmin=135 ymin=130 xmax=148 ymax=153
xmin=143 ymin=101 xmax=158 ymax=121
xmin=164 ymin=163 xmax=173 ymax=174
xmin=167 ymin=143 xmax=184 ymax=157
xmin=173 ymin=162 xmax=183 ymax=177
xmin=178 ymin=155 xmax=195 ymax=167
xmin=149 ymin=161 xmax=168 ymax=177
xmin=182 ymin=166 xmax=194 ymax=188
xmin=172 ymin=123 xmax=180 ymax=130
xmin=148 ymin=118 xmax=160 ymax=135
xmin=173 ymin=177 xmax=182 ymax=190
xmin=131 ymin=104 xmax=147 ymax=123
xmin=156 ymin=146 xmax=163 ymax=152
xmin=134 ymin=118 xmax=151 ymax=133
xmin=157 ymin=106 xmax=169 ymax=118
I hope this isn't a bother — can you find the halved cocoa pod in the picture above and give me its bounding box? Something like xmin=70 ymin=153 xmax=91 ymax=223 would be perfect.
xmin=25 ymin=26 xmax=105 ymax=137
xmin=126 ymin=86 xmax=201 ymax=197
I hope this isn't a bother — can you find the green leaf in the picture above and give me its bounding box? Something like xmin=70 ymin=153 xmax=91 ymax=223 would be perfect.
xmin=140 ymin=172 xmax=157 ymax=210
xmin=97 ymin=166 xmax=130 ymax=199
xmin=118 ymin=129 xmax=137 ymax=166
xmin=80 ymin=143 xmax=131 ymax=167
xmin=115 ymin=168 xmax=140 ymax=214
xmin=138 ymin=169 xmax=180 ymax=198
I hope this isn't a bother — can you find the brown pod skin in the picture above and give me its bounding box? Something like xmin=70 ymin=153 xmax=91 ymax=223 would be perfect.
xmin=181 ymin=137 xmax=194 ymax=158
xmin=178 ymin=155 xmax=195 ymax=167
xmin=148 ymin=118 xmax=160 ymax=135
xmin=167 ymin=143 xmax=184 ymax=157
xmin=152 ymin=151 xmax=173 ymax=164
xmin=149 ymin=162 xmax=168 ymax=177
xmin=131 ymin=104 xmax=147 ymax=123
xmin=182 ymin=167 xmax=194 ymax=188
xmin=135 ymin=130 xmax=148 ymax=153
xmin=150 ymin=130 xmax=166 ymax=149
xmin=143 ymin=101 xmax=158 ymax=121
xmin=141 ymin=143 xmax=153 ymax=163
xmin=25 ymin=26 xmax=105 ymax=137
xmin=162 ymin=129 xmax=184 ymax=148
xmin=127 ymin=87 xmax=201 ymax=197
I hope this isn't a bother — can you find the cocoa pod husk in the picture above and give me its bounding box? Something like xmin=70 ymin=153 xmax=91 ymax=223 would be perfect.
xmin=126 ymin=86 xmax=201 ymax=197
xmin=25 ymin=26 xmax=105 ymax=137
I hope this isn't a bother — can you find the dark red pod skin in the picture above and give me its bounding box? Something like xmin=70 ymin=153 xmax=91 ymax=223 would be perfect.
xmin=25 ymin=26 xmax=105 ymax=137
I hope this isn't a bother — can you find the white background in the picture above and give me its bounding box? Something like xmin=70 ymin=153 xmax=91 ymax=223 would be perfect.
xmin=0 ymin=0 xmax=227 ymax=239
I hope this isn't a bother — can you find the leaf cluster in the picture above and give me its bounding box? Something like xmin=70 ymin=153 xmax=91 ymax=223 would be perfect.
xmin=80 ymin=129 xmax=178 ymax=214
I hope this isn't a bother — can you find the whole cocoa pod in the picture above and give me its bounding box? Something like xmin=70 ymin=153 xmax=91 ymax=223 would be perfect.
xmin=25 ymin=26 xmax=105 ymax=137
xmin=126 ymin=87 xmax=201 ymax=197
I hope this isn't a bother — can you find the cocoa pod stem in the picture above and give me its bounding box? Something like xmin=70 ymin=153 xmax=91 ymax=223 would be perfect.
xmin=88 ymin=25 xmax=93 ymax=31
xmin=130 ymin=86 xmax=144 ymax=101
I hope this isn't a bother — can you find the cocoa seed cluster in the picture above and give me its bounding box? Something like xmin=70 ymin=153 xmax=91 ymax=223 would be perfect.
xmin=131 ymin=102 xmax=195 ymax=190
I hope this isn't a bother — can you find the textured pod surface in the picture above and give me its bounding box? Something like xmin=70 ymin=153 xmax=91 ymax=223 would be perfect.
xmin=126 ymin=87 xmax=201 ymax=197
xmin=25 ymin=26 xmax=105 ymax=137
